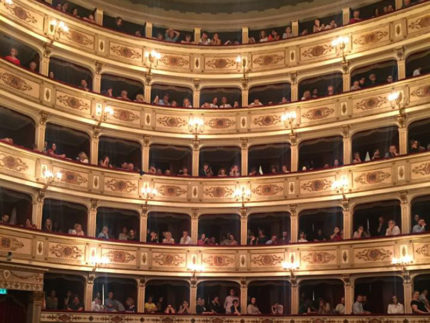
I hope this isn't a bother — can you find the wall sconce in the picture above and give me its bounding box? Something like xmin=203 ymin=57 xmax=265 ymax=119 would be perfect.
xmin=38 ymin=169 xmax=62 ymax=201
xmin=188 ymin=117 xmax=204 ymax=141
xmin=95 ymin=104 xmax=114 ymax=127
xmin=188 ymin=263 xmax=205 ymax=279
xmin=331 ymin=177 xmax=349 ymax=201
xmin=233 ymin=186 xmax=251 ymax=210
xmin=89 ymin=255 xmax=110 ymax=272
xmin=144 ymin=49 xmax=161 ymax=78
xmin=281 ymin=111 xmax=297 ymax=136
xmin=49 ymin=20 xmax=69 ymax=43
xmin=141 ymin=185 xmax=157 ymax=209
xmin=331 ymin=36 xmax=349 ymax=64
xmin=282 ymin=260 xmax=299 ymax=278
xmin=388 ymin=91 xmax=404 ymax=117
xmin=392 ymin=255 xmax=413 ymax=274
xmin=235 ymin=55 xmax=248 ymax=85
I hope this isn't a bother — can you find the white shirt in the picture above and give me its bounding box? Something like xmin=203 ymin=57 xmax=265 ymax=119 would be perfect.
xmin=413 ymin=69 xmax=421 ymax=76
xmin=209 ymin=103 xmax=219 ymax=108
xmin=224 ymin=295 xmax=239 ymax=313
xmin=219 ymin=104 xmax=232 ymax=108
xmin=387 ymin=303 xmax=404 ymax=314
xmin=386 ymin=225 xmax=401 ymax=236
xmin=247 ymin=304 xmax=261 ymax=314
xmin=335 ymin=303 xmax=345 ymax=314
xmin=180 ymin=235 xmax=192 ymax=245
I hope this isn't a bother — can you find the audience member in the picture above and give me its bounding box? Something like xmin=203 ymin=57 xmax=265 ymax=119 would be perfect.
xmin=43 ymin=218 xmax=53 ymax=232
xmin=67 ymin=295 xmax=84 ymax=311
xmin=4 ymin=48 xmax=21 ymax=65
xmin=124 ymin=297 xmax=136 ymax=313
xmin=162 ymin=231 xmax=175 ymax=244
xmin=411 ymin=291 xmax=429 ymax=314
xmin=231 ymin=299 xmax=241 ymax=315
xmin=334 ymin=297 xmax=345 ymax=314
xmin=375 ymin=216 xmax=387 ymax=236
xmin=77 ymin=152 xmax=89 ymax=164
xmin=318 ymin=297 xmax=332 ymax=314
xmin=412 ymin=218 xmax=427 ymax=233
xmin=165 ymin=28 xmax=180 ymax=42
xmin=387 ymin=295 xmax=404 ymax=314
xmin=350 ymin=10 xmax=362 ymax=24
xmin=144 ymin=296 xmax=157 ymax=313
xmin=353 ymin=225 xmax=370 ymax=239
xmin=0 ymin=214 xmax=10 ymax=225
xmin=47 ymin=143 xmax=66 ymax=159
xmin=164 ymin=304 xmax=176 ymax=314
xmin=330 ymin=226 xmax=343 ymax=241
xmin=271 ymin=302 xmax=284 ymax=314
xmin=178 ymin=300 xmax=190 ymax=314
xmin=247 ymin=297 xmax=261 ymax=314
xmin=105 ymin=291 xmax=125 ymax=312
xmin=45 ymin=290 xmax=58 ymax=310
xmin=352 ymin=295 xmax=371 ymax=314
xmin=91 ymin=295 xmax=104 ymax=312
xmin=298 ymin=231 xmax=308 ymax=242
xmin=179 ymin=230 xmax=192 ymax=244
xmin=385 ymin=219 xmax=401 ymax=236
xmin=208 ymin=296 xmax=223 ymax=313
xmin=98 ymin=226 xmax=110 ymax=240
xmin=224 ymin=289 xmax=239 ymax=314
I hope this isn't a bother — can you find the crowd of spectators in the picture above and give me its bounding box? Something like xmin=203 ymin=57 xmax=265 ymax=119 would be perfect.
xmin=45 ymin=290 xmax=84 ymax=311
xmin=96 ymin=225 xmax=138 ymax=241
xmin=200 ymin=163 xmax=240 ymax=177
xmin=247 ymin=229 xmax=290 ymax=245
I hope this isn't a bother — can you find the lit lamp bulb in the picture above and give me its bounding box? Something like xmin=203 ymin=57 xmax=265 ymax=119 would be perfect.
xmin=388 ymin=91 xmax=400 ymax=102
xmin=331 ymin=177 xmax=349 ymax=200
xmin=233 ymin=187 xmax=251 ymax=200
xmin=42 ymin=169 xmax=62 ymax=181
xmin=282 ymin=261 xmax=299 ymax=271
xmin=5 ymin=0 xmax=13 ymax=5
xmin=188 ymin=117 xmax=204 ymax=140
xmin=188 ymin=263 xmax=205 ymax=272
xmin=391 ymin=255 xmax=413 ymax=265
xmin=331 ymin=36 xmax=349 ymax=63
xmin=282 ymin=111 xmax=297 ymax=135
xmin=141 ymin=186 xmax=157 ymax=198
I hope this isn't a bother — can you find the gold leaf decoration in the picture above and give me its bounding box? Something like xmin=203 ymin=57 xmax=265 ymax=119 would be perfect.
xmin=253 ymin=115 xmax=281 ymax=127
xmin=49 ymin=244 xmax=82 ymax=259
xmin=353 ymin=31 xmax=388 ymax=45
xmin=61 ymin=171 xmax=88 ymax=186
xmin=0 ymin=73 xmax=32 ymax=91
xmin=6 ymin=4 xmax=37 ymax=24
xmin=411 ymin=86 xmax=430 ymax=98
xmin=206 ymin=58 xmax=235 ymax=69
xmin=253 ymin=54 xmax=284 ymax=66
xmin=157 ymin=116 xmax=187 ymax=128
xmin=251 ymin=254 xmax=283 ymax=266
xmin=202 ymin=255 xmax=235 ymax=267
xmin=65 ymin=30 xmax=93 ymax=46
xmin=416 ymin=245 xmax=430 ymax=257
xmin=412 ymin=163 xmax=430 ymax=175
xmin=302 ymin=107 xmax=335 ymax=120
xmin=409 ymin=15 xmax=430 ymax=30
xmin=301 ymin=44 xmax=333 ymax=58
xmin=301 ymin=179 xmax=332 ymax=192
xmin=104 ymin=250 xmax=136 ymax=263
xmin=354 ymin=171 xmax=391 ymax=185
xmin=302 ymin=251 xmax=335 ymax=264
xmin=0 ymin=237 xmax=24 ymax=251
xmin=111 ymin=45 xmax=141 ymax=59
xmin=159 ymin=55 xmax=189 ymax=67
xmin=57 ymin=94 xmax=89 ymax=111
xmin=354 ymin=96 xmax=387 ymax=111
xmin=105 ymin=179 xmax=137 ymax=193
xmin=157 ymin=185 xmax=187 ymax=197
xmin=355 ymin=248 xmax=392 ymax=261
xmin=112 ymin=109 xmax=139 ymax=122
xmin=152 ymin=253 xmax=184 ymax=266
xmin=252 ymin=184 xmax=283 ymax=196
xmin=204 ymin=186 xmax=234 ymax=198
xmin=0 ymin=154 xmax=28 ymax=172
xmin=207 ymin=118 xmax=235 ymax=129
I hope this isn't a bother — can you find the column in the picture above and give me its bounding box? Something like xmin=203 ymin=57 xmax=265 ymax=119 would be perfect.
xmin=343 ymin=276 xmax=353 ymax=314
xmin=191 ymin=209 xmax=198 ymax=243
xmin=31 ymin=291 xmax=44 ymax=323
xmin=342 ymin=7 xmax=350 ymax=26
xmin=192 ymin=143 xmax=199 ymax=176
xmin=140 ymin=208 xmax=148 ymax=243
xmin=290 ymin=280 xmax=299 ymax=314
xmin=342 ymin=202 xmax=352 ymax=240
xmin=32 ymin=196 xmax=44 ymax=229
xmin=193 ymin=79 xmax=200 ymax=108
xmin=241 ymin=88 xmax=249 ymax=108
xmin=40 ymin=53 xmax=50 ymax=77
xmin=240 ymin=279 xmax=247 ymax=314
xmin=291 ymin=21 xmax=299 ymax=37
xmin=137 ymin=278 xmax=146 ymax=313
xmin=400 ymin=192 xmax=410 ymax=235
xmin=290 ymin=143 xmax=298 ymax=172
xmin=93 ymin=73 xmax=101 ymax=93
xmin=395 ymin=0 xmax=403 ymax=10
xmin=290 ymin=76 xmax=298 ymax=102
xmin=290 ymin=205 xmax=298 ymax=243
xmin=194 ymin=28 xmax=201 ymax=43
xmin=84 ymin=276 xmax=94 ymax=310
xmin=95 ymin=8 xmax=103 ymax=26
xmin=399 ymin=126 xmax=408 ymax=155
xmin=342 ymin=70 xmax=351 ymax=92
xmin=87 ymin=200 xmax=97 ymax=237
xmin=190 ymin=280 xmax=197 ymax=314
xmin=90 ymin=132 xmax=100 ymax=165
xmin=144 ymin=83 xmax=152 ymax=104
xmin=403 ymin=276 xmax=412 ymax=313
xmin=241 ymin=27 xmax=249 ymax=44
xmin=241 ymin=138 xmax=248 ymax=176
xmin=343 ymin=127 xmax=351 ymax=165
xmin=145 ymin=22 xmax=153 ymax=39
xmin=35 ymin=112 xmax=48 ymax=151
xmin=142 ymin=136 xmax=150 ymax=172
xmin=397 ymin=58 xmax=406 ymax=80
xmin=240 ymin=210 xmax=247 ymax=245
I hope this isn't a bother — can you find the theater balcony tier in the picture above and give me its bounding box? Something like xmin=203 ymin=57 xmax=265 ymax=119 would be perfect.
xmin=1 ymin=58 xmax=430 ymax=142
xmin=1 ymin=225 xmax=430 ymax=277
xmin=1 ymin=0 xmax=430 ymax=82
xmin=38 ymin=313 xmax=430 ymax=323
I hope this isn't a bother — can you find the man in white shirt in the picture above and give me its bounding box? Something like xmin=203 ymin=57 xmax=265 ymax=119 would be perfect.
xmin=352 ymin=295 xmax=370 ymax=314
xmin=386 ymin=219 xmax=401 ymax=236
xmin=224 ymin=288 xmax=239 ymax=314
xmin=387 ymin=295 xmax=404 ymax=314
xmin=413 ymin=219 xmax=427 ymax=233
xmin=334 ymin=297 xmax=345 ymax=314
xmin=179 ymin=230 xmax=192 ymax=245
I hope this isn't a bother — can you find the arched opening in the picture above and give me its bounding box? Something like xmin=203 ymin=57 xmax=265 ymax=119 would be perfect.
xmin=98 ymin=136 xmax=142 ymax=172
xmin=149 ymin=144 xmax=192 ymax=176
xmin=299 ymin=72 xmax=343 ymax=100
xmin=198 ymin=214 xmax=240 ymax=245
xmin=96 ymin=207 xmax=139 ymax=241
xmin=299 ymin=12 xmax=342 ymax=35
xmin=151 ymin=84 xmax=193 ymax=107
xmin=102 ymin=13 xmax=145 ymax=37
xmin=49 ymin=57 xmax=93 ymax=90
xmin=199 ymin=146 xmax=241 ymax=177
xmin=200 ymin=30 xmax=242 ymax=45
xmin=42 ymin=199 xmax=87 ymax=235
xmin=51 ymin=0 xmax=95 ymax=23
xmin=248 ymin=143 xmax=291 ymax=175
xmin=0 ymin=107 xmax=35 ymax=149
xmin=299 ymin=136 xmax=343 ymax=171
xmin=298 ymin=207 xmax=343 ymax=242
xmin=248 ymin=83 xmax=291 ymax=106
xmin=0 ymin=187 xmax=32 ymax=227
xmin=406 ymin=49 xmax=430 ymax=77
xmin=145 ymin=280 xmax=190 ymax=313
xmin=350 ymin=0 xmax=395 ymax=21
xmin=45 ymin=123 xmax=90 ymax=163
xmin=411 ymin=195 xmax=430 ymax=234
xmin=197 ymin=281 xmax=240 ymax=314
xmin=101 ymin=74 xmax=144 ymax=101
xmin=249 ymin=25 xmax=290 ymax=43
xmin=0 ymin=33 xmax=39 ymax=70
xmin=350 ymin=60 xmax=398 ymax=90
xmin=200 ymin=88 xmax=241 ymax=108
xmin=408 ymin=118 xmax=430 ymax=153
xmin=247 ymin=212 xmax=290 ymax=245
xmin=299 ymin=279 xmax=344 ymax=314
xmin=44 ymin=273 xmax=85 ymax=311
xmin=93 ymin=277 xmax=137 ymax=312
xmin=353 ymin=200 xmax=401 ymax=238
xmin=247 ymin=280 xmax=291 ymax=314
xmin=354 ymin=276 xmax=403 ymax=314
xmin=351 ymin=126 xmax=399 ymax=163
xmin=147 ymin=212 xmax=191 ymax=244
xmin=152 ymin=25 xmax=192 ymax=43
